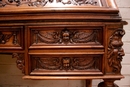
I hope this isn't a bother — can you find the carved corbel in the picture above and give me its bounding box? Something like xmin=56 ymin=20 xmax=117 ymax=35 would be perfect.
xmin=108 ymin=29 xmax=125 ymax=74
xmin=12 ymin=53 xmax=25 ymax=74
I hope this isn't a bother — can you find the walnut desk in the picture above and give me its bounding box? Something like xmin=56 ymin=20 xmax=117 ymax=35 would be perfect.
xmin=0 ymin=0 xmax=127 ymax=87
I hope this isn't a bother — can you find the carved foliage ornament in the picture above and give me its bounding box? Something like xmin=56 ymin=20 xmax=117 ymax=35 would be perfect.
xmin=0 ymin=0 xmax=97 ymax=7
xmin=12 ymin=53 xmax=25 ymax=74
xmin=33 ymin=55 xmax=101 ymax=70
xmin=34 ymin=28 xmax=99 ymax=44
xmin=108 ymin=29 xmax=125 ymax=74
xmin=0 ymin=31 xmax=18 ymax=45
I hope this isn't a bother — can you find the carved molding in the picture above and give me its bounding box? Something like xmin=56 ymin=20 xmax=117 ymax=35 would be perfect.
xmin=12 ymin=53 xmax=25 ymax=74
xmin=0 ymin=31 xmax=18 ymax=45
xmin=32 ymin=55 xmax=101 ymax=71
xmin=0 ymin=0 xmax=97 ymax=7
xmin=107 ymin=29 xmax=125 ymax=74
xmin=34 ymin=28 xmax=99 ymax=45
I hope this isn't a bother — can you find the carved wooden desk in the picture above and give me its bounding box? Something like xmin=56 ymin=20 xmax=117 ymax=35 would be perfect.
xmin=0 ymin=0 xmax=127 ymax=87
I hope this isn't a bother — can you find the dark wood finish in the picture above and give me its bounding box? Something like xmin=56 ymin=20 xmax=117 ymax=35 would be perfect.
xmin=86 ymin=80 xmax=92 ymax=87
xmin=0 ymin=0 xmax=127 ymax=86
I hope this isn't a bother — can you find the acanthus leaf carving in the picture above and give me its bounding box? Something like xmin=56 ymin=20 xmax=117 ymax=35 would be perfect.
xmin=60 ymin=0 xmax=97 ymax=6
xmin=107 ymin=29 xmax=125 ymax=74
xmin=12 ymin=53 xmax=25 ymax=74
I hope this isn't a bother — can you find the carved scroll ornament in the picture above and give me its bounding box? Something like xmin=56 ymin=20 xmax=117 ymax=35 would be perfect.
xmin=108 ymin=29 xmax=125 ymax=74
xmin=12 ymin=53 xmax=25 ymax=74
xmin=0 ymin=0 xmax=97 ymax=7
xmin=34 ymin=28 xmax=99 ymax=45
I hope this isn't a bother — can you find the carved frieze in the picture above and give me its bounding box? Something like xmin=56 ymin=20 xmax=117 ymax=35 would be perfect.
xmin=32 ymin=55 xmax=101 ymax=71
xmin=33 ymin=28 xmax=99 ymax=45
xmin=0 ymin=0 xmax=98 ymax=7
xmin=12 ymin=53 xmax=25 ymax=74
xmin=57 ymin=0 xmax=97 ymax=5
xmin=0 ymin=31 xmax=18 ymax=45
xmin=107 ymin=29 xmax=125 ymax=74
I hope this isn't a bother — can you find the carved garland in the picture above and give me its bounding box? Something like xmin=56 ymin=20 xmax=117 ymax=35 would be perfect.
xmin=12 ymin=53 xmax=25 ymax=74
xmin=33 ymin=55 xmax=100 ymax=70
xmin=0 ymin=31 xmax=18 ymax=45
xmin=34 ymin=28 xmax=99 ymax=44
xmin=0 ymin=0 xmax=97 ymax=7
xmin=108 ymin=29 xmax=125 ymax=74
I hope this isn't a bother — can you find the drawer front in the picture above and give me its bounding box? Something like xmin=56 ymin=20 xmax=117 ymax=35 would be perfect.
xmin=0 ymin=26 xmax=23 ymax=49
xmin=28 ymin=26 xmax=104 ymax=49
xmin=30 ymin=54 xmax=103 ymax=76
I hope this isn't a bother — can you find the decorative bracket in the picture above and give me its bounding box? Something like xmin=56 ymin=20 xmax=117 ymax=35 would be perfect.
xmin=108 ymin=29 xmax=125 ymax=74
xmin=12 ymin=53 xmax=25 ymax=74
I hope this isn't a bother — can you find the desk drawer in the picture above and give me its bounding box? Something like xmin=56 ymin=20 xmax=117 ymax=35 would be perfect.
xmin=30 ymin=54 xmax=103 ymax=76
xmin=28 ymin=26 xmax=104 ymax=49
xmin=0 ymin=26 xmax=24 ymax=49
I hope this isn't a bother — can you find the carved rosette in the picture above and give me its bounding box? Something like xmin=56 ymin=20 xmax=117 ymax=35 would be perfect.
xmin=0 ymin=0 xmax=97 ymax=7
xmin=32 ymin=55 xmax=101 ymax=71
xmin=34 ymin=28 xmax=99 ymax=45
xmin=12 ymin=53 xmax=25 ymax=74
xmin=107 ymin=29 xmax=125 ymax=74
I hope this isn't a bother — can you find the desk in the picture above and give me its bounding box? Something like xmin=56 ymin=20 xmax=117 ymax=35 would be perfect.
xmin=0 ymin=0 xmax=127 ymax=86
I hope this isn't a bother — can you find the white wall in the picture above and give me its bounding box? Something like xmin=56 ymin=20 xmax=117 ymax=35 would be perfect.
xmin=0 ymin=0 xmax=130 ymax=87
xmin=114 ymin=0 xmax=130 ymax=87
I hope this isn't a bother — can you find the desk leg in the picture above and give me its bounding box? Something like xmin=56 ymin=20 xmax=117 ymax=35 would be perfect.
xmin=98 ymin=80 xmax=118 ymax=87
xmin=86 ymin=80 xmax=92 ymax=87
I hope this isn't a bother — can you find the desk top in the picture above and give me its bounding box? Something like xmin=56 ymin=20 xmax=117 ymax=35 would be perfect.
xmin=0 ymin=0 xmax=119 ymax=13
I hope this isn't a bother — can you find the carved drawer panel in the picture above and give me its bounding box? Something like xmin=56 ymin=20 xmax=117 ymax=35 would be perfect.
xmin=29 ymin=26 xmax=103 ymax=49
xmin=0 ymin=26 xmax=23 ymax=49
xmin=30 ymin=54 xmax=103 ymax=76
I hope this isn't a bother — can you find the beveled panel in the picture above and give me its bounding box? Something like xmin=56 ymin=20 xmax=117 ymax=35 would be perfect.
xmin=30 ymin=54 xmax=103 ymax=75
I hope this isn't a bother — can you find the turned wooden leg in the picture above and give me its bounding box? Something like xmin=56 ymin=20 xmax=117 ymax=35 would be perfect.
xmin=86 ymin=80 xmax=92 ymax=87
xmin=98 ymin=80 xmax=119 ymax=87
